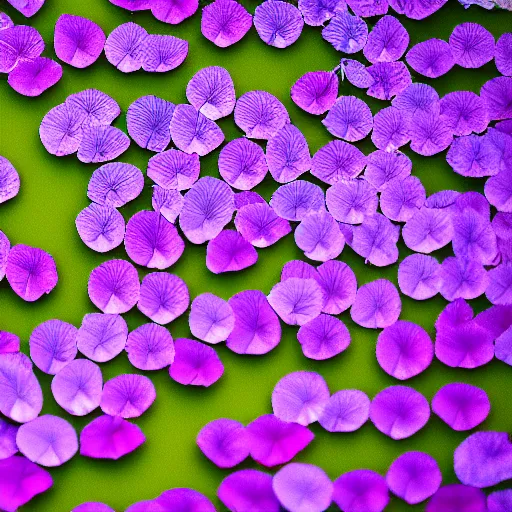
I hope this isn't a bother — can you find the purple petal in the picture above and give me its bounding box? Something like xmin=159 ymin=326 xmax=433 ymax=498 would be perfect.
xmin=486 ymin=167 xmax=512 ymax=212
xmin=333 ymin=469 xmax=389 ymax=512
xmin=138 ymin=272 xmax=189 ymax=325
xmin=486 ymin=262 xmax=512 ymax=305
xmin=454 ymin=431 xmax=512 ymax=488
xmin=495 ymin=325 xmax=512 ymax=365
xmin=0 ymin=26 xmax=44 ymax=73
xmin=189 ymin=293 xmax=234 ymax=344
xmin=387 ymin=452 xmax=441 ymax=505
xmin=16 ymin=415 xmax=78 ymax=467
xmin=270 ymin=181 xmax=325 ymax=222
xmin=449 ymin=22 xmax=495 ymax=68
xmin=226 ymin=290 xmax=281 ymax=355
xmin=254 ymin=0 xmax=304 ymax=49
xmin=402 ymin=207 xmax=453 ymax=253
xmin=148 ymin=149 xmax=200 ymax=191
xmin=291 ymin=71 xmax=339 ymax=115
xmin=104 ymin=22 xmax=147 ymax=73
xmin=201 ymin=0 xmax=252 ymax=48
xmin=197 ymin=418 xmax=249 ymax=468
xmin=311 ymin=140 xmax=367 ymax=184
xmin=389 ymin=0 xmax=447 ymax=19
xmin=398 ymin=253 xmax=441 ymax=300
xmin=392 ymin=82 xmax=440 ymax=119
xmin=298 ymin=0 xmax=347 ymax=26
xmin=351 ymin=279 xmax=401 ymax=329
xmin=0 ymin=156 xmax=20 ymax=204
xmin=80 ymin=415 xmax=145 ymax=460
xmin=152 ymin=187 xmax=184 ymax=223
xmin=440 ymin=91 xmax=489 ymax=136
xmin=39 ymin=103 xmax=84 ymax=156
xmin=426 ymin=484 xmax=486 ymax=512
xmin=127 ymin=95 xmax=175 ymax=152
xmin=272 ymin=463 xmax=333 ymax=512
xmin=88 ymin=162 xmax=144 ymax=208
xmin=0 ymin=330 xmax=19 ymax=354
xmin=0 ymin=13 xmax=13 ymax=30
xmin=408 ymin=110 xmax=453 ymax=156
xmin=66 ymin=89 xmax=120 ymax=127
xmin=447 ymin=134 xmax=501 ymax=177
xmin=340 ymin=58 xmax=374 ymax=88
xmin=370 ymin=385 xmax=430 ymax=440
xmin=141 ymin=34 xmax=188 ymax=72
xmin=266 ymin=124 xmax=311 ymax=183
xmin=371 ymin=106 xmax=410 ymax=151
xmin=322 ymin=12 xmax=368 ymax=53
xmin=425 ymin=190 xmax=460 ymax=210
xmin=180 ymin=177 xmax=235 ymax=244
xmin=73 ymin=503 xmax=115 ymax=512
xmin=8 ymin=57 xmax=62 ymax=97
xmin=206 ymin=230 xmax=258 ymax=274
xmin=439 ymin=256 xmax=488 ymax=301
xmin=364 ymin=150 xmax=412 ymax=191
xmin=380 ymin=176 xmax=425 ymax=222
xmin=155 ymin=488 xmax=215 ymax=512
xmin=366 ymin=61 xmax=412 ymax=101
xmin=76 ymin=203 xmax=125 ymax=253
xmin=100 ymin=374 xmax=156 ymax=418
xmin=268 ymin=278 xmax=324 ymax=326
xmin=322 ymin=95 xmax=373 ymax=142
xmin=218 ymin=469 xmax=280 ymax=512
xmin=364 ymin=15 xmax=408 ymax=63
xmin=432 ymin=382 xmax=490 ymax=431
xmin=186 ymin=66 xmax=235 ymax=120
xmin=314 ymin=260 xmax=357 ymax=314
xmin=218 ymin=138 xmax=268 ymax=190
xmin=169 ymin=338 xmax=224 ymax=387
xmin=126 ymin=323 xmax=174 ymax=370
xmin=109 ymin=0 xmax=151 ymax=10
xmin=234 ymin=90 xmax=289 ymax=140
xmin=272 ymin=371 xmax=329 ymax=425
xmin=495 ymin=32 xmax=512 ymax=76
xmin=151 ymin=0 xmax=198 ymax=24
xmin=54 ymin=14 xmax=105 ymax=68
xmin=6 ymin=0 xmax=45 ymax=17
xmin=406 ymin=38 xmax=455 ymax=78
xmin=319 ymin=389 xmax=369 ymax=432
xmin=235 ymin=202 xmax=291 ymax=248
xmin=78 ymin=125 xmax=130 ymax=164
xmin=488 ymin=490 xmax=512 ymax=512
xmin=6 ymin=244 xmax=58 ymax=302
xmin=281 ymin=260 xmax=318 ymax=281
xmin=0 ymin=418 xmax=18 ymax=460
xmin=0 ymin=456 xmax=52 ymax=512
xmin=480 ymin=77 xmax=512 ymax=121
xmin=77 ymin=313 xmax=128 ymax=362
xmin=51 ymin=359 xmax=103 ymax=416
xmin=247 ymin=414 xmax=313 ymax=467
xmin=88 ymin=259 xmax=140 ymax=314
xmin=376 ymin=320 xmax=433 ymax=380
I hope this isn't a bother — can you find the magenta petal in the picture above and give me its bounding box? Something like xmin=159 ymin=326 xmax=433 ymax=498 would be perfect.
xmin=8 ymin=57 xmax=61 ymax=97
xmin=0 ymin=456 xmax=53 ymax=512
xmin=0 ymin=13 xmax=13 ymax=30
xmin=88 ymin=162 xmax=144 ymax=208
xmin=319 ymin=389 xmax=370 ymax=432
xmin=247 ymin=414 xmax=314 ymax=467
xmin=234 ymin=90 xmax=290 ymax=140
xmin=454 ymin=431 xmax=512 ymax=488
xmin=272 ymin=371 xmax=329 ymax=425
xmin=51 ymin=359 xmax=103 ymax=416
xmin=0 ymin=330 xmax=19 ymax=354
xmin=126 ymin=323 xmax=174 ymax=371
xmin=227 ymin=290 xmax=281 ymax=355
xmin=6 ymin=0 xmax=45 ymax=17
xmin=322 ymin=12 xmax=368 ymax=54
xmin=218 ymin=469 xmax=280 ymax=512
xmin=387 ymin=452 xmax=442 ymax=505
xmin=88 ymin=259 xmax=140 ymax=314
xmin=449 ymin=22 xmax=495 ymax=69
xmin=169 ymin=338 xmax=224 ymax=387
xmin=54 ymin=14 xmax=105 ymax=68
xmin=77 ymin=313 xmax=128 ymax=362
xmin=127 ymin=95 xmax=175 ymax=152
xmin=80 ymin=415 xmax=145 ymax=460
xmin=138 ymin=272 xmax=189 ymax=325
xmin=364 ymin=150 xmax=411 ymax=191
xmin=333 ymin=469 xmax=389 ymax=512
xmin=488 ymin=490 xmax=512 ymax=512
xmin=0 ymin=156 xmax=20 ymax=204
xmin=496 ymin=32 xmax=512 ymax=77
xmin=281 ymin=260 xmax=318 ymax=281
xmin=0 ymin=418 xmax=18 ymax=460
xmin=16 ymin=415 xmax=78 ymax=467
xmin=314 ymin=260 xmax=357 ymax=314
xmin=189 ymin=293 xmax=234 ymax=344
xmin=432 ymin=383 xmax=490 ymax=431
xmin=201 ymin=0 xmax=252 ymax=48
xmin=270 ymin=181 xmax=325 ymax=222
xmin=152 ymin=187 xmax=184 ymax=223
xmin=148 ymin=149 xmax=200 ymax=192
xmin=78 ymin=125 xmax=130 ymax=164
xmin=495 ymin=325 xmax=512 ymax=365
xmin=206 ymin=230 xmax=258 ymax=274
xmin=180 ymin=177 xmax=235 ymax=244
xmin=398 ymin=254 xmax=441 ymax=300
xmin=371 ymin=106 xmax=410 ymax=151
xmin=73 ymin=503 xmax=115 ymax=512
xmin=0 ymin=26 xmax=44 ymax=73
xmin=104 ymin=22 xmax=147 ymax=73
xmin=406 ymin=38 xmax=455 ymax=78
xmin=272 ymin=463 xmax=333 ymax=512
xmin=197 ymin=418 xmax=249 ymax=468
xmin=100 ymin=374 xmax=155 ymax=418
xmin=141 ymin=34 xmax=188 ymax=72
xmin=298 ymin=0 xmax=347 ymax=26
xmin=66 ymin=89 xmax=120 ymax=128
xmin=29 ymin=319 xmax=77 ymax=375
xmin=109 ymin=0 xmax=151 ymax=10
xmin=151 ymin=0 xmax=199 ymax=24
xmin=6 ymin=244 xmax=58 ymax=302
xmin=370 ymin=385 xmax=430 ymax=440
xmin=291 ymin=71 xmax=339 ymax=115
xmin=39 ymin=103 xmax=84 ymax=156
xmin=322 ymin=95 xmax=373 ymax=142
xmin=363 ymin=15 xmax=408 ymax=63
xmin=155 ymin=488 xmax=215 ymax=512
xmin=426 ymin=484 xmax=486 ymax=512
xmin=376 ymin=321 xmax=433 ymax=380
xmin=402 ymin=207 xmax=453 ymax=253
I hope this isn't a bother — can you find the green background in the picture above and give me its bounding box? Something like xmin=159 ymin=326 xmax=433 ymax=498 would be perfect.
xmin=0 ymin=1 xmax=511 ymax=510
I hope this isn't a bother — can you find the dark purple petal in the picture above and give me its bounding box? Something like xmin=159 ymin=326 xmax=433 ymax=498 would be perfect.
xmin=0 ymin=418 xmax=18 ymax=460
xmin=322 ymin=12 xmax=368 ymax=53
xmin=189 ymin=293 xmax=234 ymax=344
xmin=312 ymin=140 xmax=366 ymax=184
xmin=322 ymin=95 xmax=373 ymax=142
xmin=495 ymin=325 xmax=512 ymax=365
xmin=398 ymin=253 xmax=441 ymax=300
xmin=346 ymin=0 xmax=388 ymax=16
xmin=319 ymin=389 xmax=369 ymax=432
xmin=104 ymin=22 xmax=147 ymax=73
xmin=389 ymin=0 xmax=447 ymax=19
xmin=488 ymin=490 xmax=512 ymax=512
xmin=126 ymin=323 xmax=174 ymax=370
xmin=78 ymin=125 xmax=130 ymax=164
xmin=39 ymin=103 xmax=84 ymax=156
xmin=333 ymin=469 xmax=389 ymax=512
xmin=406 ymin=38 xmax=455 ymax=78
xmin=480 ymin=77 xmax=512 ymax=121
xmin=449 ymin=22 xmax=495 ymax=68
xmin=8 ymin=57 xmax=62 ymax=97
xmin=206 ymin=230 xmax=258 ymax=274
xmin=392 ymin=82 xmax=440 ymax=119
xmin=426 ymin=484 xmax=486 ymax=512
xmin=151 ymin=0 xmax=199 ymax=24
xmin=447 ymin=134 xmax=501 ymax=177
xmin=364 ymin=15 xmax=408 ymax=63
xmin=291 ymin=71 xmax=338 ymax=115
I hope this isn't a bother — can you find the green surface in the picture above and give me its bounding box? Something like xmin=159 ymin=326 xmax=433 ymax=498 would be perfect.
xmin=0 ymin=1 xmax=511 ymax=510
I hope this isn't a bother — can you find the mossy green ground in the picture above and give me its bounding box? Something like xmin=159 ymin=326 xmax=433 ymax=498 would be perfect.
xmin=0 ymin=1 xmax=511 ymax=510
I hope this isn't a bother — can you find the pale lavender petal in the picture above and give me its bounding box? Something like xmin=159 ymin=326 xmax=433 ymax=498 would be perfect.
xmin=439 ymin=91 xmax=489 ymax=136
xmin=189 ymin=293 xmax=234 ymax=344
xmin=151 ymin=0 xmax=198 ymax=24
xmin=314 ymin=260 xmax=357 ymax=314
xmin=364 ymin=150 xmax=411 ymax=191
xmin=0 ymin=156 xmax=20 ymax=204
xmin=366 ymin=61 xmax=412 ymax=101
xmin=406 ymin=38 xmax=455 ymax=78
xmin=104 ymin=22 xmax=147 ymax=73
xmin=319 ymin=389 xmax=369 ymax=432
xmin=322 ymin=95 xmax=373 ymax=142
xmin=141 ymin=34 xmax=188 ymax=72
xmin=447 ymin=134 xmax=501 ymax=177
xmin=126 ymin=323 xmax=174 ymax=370
xmin=371 ymin=106 xmax=410 ymax=151
xmin=322 ymin=12 xmax=368 ymax=53
xmin=290 ymin=71 xmax=338 ymax=115
xmin=402 ymin=207 xmax=454 ymax=253
xmin=333 ymin=469 xmax=389 ymax=512
xmin=8 ymin=57 xmax=62 ymax=97
xmin=77 ymin=125 xmax=130 ymax=164
xmin=449 ymin=22 xmax=495 ymax=68
xmin=363 ymin=15 xmax=408 ymax=63
xmin=380 ymin=176 xmax=425 ymax=222
xmin=298 ymin=314 xmax=350 ymax=360
xmin=439 ymin=257 xmax=488 ymax=301
xmin=270 ymin=181 xmax=324 ymax=222
xmin=148 ymin=149 xmax=200 ymax=191
xmin=39 ymin=103 xmax=84 ymax=156
xmin=66 ymin=89 xmax=120 ymax=127
xmin=398 ymin=253 xmax=441 ymax=300
xmin=206 ymin=230 xmax=258 ymax=274
xmin=152 ymin=187 xmax=184 ymax=223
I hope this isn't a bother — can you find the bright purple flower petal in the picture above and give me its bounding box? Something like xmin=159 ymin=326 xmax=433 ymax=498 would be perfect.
xmin=322 ymin=95 xmax=373 ymax=142
xmin=201 ymin=0 xmax=252 ymax=48
xmin=0 ymin=25 xmax=44 ymax=73
xmin=0 ymin=330 xmax=19 ymax=354
xmin=366 ymin=61 xmax=411 ymax=101
xmin=488 ymin=490 xmax=512 ymax=512
xmin=426 ymin=484 xmax=486 ymax=512
xmin=340 ymin=58 xmax=374 ymax=88
xmin=486 ymin=167 xmax=512 ymax=212
xmin=486 ymin=263 xmax=512 ymax=305
xmin=155 ymin=488 xmax=215 ymax=512
xmin=314 ymin=260 xmax=357 ymax=314
xmin=272 ymin=371 xmax=329 ymax=425
xmin=77 ymin=313 xmax=127 ymax=362
xmin=425 ymin=190 xmax=460 ymax=210
xmin=141 ymin=34 xmax=188 ymax=72
xmin=80 ymin=415 xmax=145 ymax=460
xmin=227 ymin=290 xmax=281 ymax=355
xmin=439 ymin=257 xmax=488 ymax=301
xmin=148 ymin=149 xmax=200 ymax=192
xmin=180 ymin=177 xmax=235 ymax=244
xmin=387 ymin=452 xmax=441 ymax=505
xmin=371 ymin=106 xmax=410 ymax=151
xmin=0 ymin=418 xmax=18 ymax=460
xmin=6 ymin=0 xmax=45 ymax=17
xmin=126 ymin=323 xmax=174 ymax=371
xmin=78 ymin=125 xmax=130 ymax=164
xmin=0 ymin=13 xmax=13 ymax=30
xmin=298 ymin=0 xmax=347 ymax=26
xmin=389 ymin=0 xmax=447 ymax=19
xmin=8 ymin=57 xmax=62 ymax=97
xmin=398 ymin=253 xmax=441 ymax=300
xmin=333 ymin=469 xmax=389 ymax=512
xmin=138 ymin=272 xmax=189 ymax=325
xmin=392 ymin=82 xmax=440 ymax=119
xmin=480 ymin=77 xmax=512 ymax=121
xmin=66 ymin=89 xmax=120 ymax=127
xmin=151 ymin=0 xmax=199 ymax=24
xmin=447 ymin=134 xmax=501 ymax=177
xmin=318 ymin=389 xmax=369 ymax=433
xmin=346 ymin=0 xmax=388 ymax=16
xmin=206 ymin=230 xmax=258 ymax=274
xmin=363 ymin=15 xmax=408 ymax=63
xmin=326 ymin=179 xmax=378 ymax=224
xmin=322 ymin=12 xmax=367 ymax=53
xmin=152 ymin=187 xmax=184 ymax=223
xmin=406 ymin=38 xmax=455 ymax=78
xmin=495 ymin=325 xmax=512 ymax=365
xmin=109 ymin=0 xmax=151 ymax=10
xmin=51 ymin=359 xmax=103 ymax=416
xmin=189 ymin=293 xmax=234 ymax=344
xmin=39 ymin=103 xmax=84 ymax=156
xmin=380 ymin=176 xmax=425 ymax=222
xmin=0 ymin=156 xmax=19 ymax=204
xmin=104 ymin=22 xmax=147 ymax=73
xmin=73 ymin=503 xmax=115 ymax=512
xmin=408 ymin=110 xmax=453 ymax=156
xmin=270 ymin=181 xmax=324 ymax=222
xmin=495 ymin=32 xmax=512 ymax=76
xmin=440 ymin=91 xmax=489 ymax=136
xmin=169 ymin=338 xmax=224 ymax=387
xmin=449 ymin=22 xmax=495 ymax=68
xmin=88 ymin=259 xmax=139 ymax=314
xmin=364 ymin=150 xmax=411 ymax=191
xmin=402 ymin=207 xmax=454 ymax=253
xmin=291 ymin=71 xmax=338 ymax=115
xmin=6 ymin=244 xmax=58 ymax=302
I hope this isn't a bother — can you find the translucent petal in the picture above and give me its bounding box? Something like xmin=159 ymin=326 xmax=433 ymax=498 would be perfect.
xmin=298 ymin=314 xmax=350 ymax=360
xmin=189 ymin=293 xmax=235 ymax=344
xmin=206 ymin=230 xmax=258 ymax=274
xmin=104 ymin=22 xmax=147 ymax=73
xmin=270 ymin=181 xmax=325 ymax=221
xmin=363 ymin=15 xmax=408 ymax=63
xmin=398 ymin=253 xmax=441 ymax=300
xmin=8 ymin=57 xmax=62 ymax=97
xmin=322 ymin=95 xmax=373 ymax=142
xmin=126 ymin=323 xmax=175 ymax=370
xmin=291 ymin=71 xmax=339 ymax=115
xmin=449 ymin=22 xmax=495 ymax=68
xmin=77 ymin=125 xmax=130 ymax=163
xmin=318 ymin=389 xmax=369 ymax=432
xmin=322 ymin=12 xmax=368 ymax=53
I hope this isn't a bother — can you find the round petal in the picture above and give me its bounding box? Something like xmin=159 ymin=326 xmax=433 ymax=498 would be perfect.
xmin=8 ymin=57 xmax=61 ymax=96
xmin=322 ymin=95 xmax=373 ymax=142
xmin=189 ymin=293 xmax=234 ymax=344
xmin=449 ymin=22 xmax=495 ymax=68
xmin=151 ymin=0 xmax=198 ymax=24
xmin=402 ymin=207 xmax=453 ymax=253
xmin=270 ymin=181 xmax=325 ymax=222
xmin=148 ymin=149 xmax=200 ymax=191
xmin=104 ymin=22 xmax=147 ymax=72
xmin=326 ymin=180 xmax=378 ymax=225
xmin=366 ymin=61 xmax=412 ymax=101
xmin=206 ymin=230 xmax=258 ymax=274
xmin=409 ymin=110 xmax=453 ymax=156
xmin=480 ymin=77 xmax=512 ymax=121
xmin=298 ymin=0 xmax=347 ymax=26
xmin=77 ymin=125 xmax=130 ymax=164
xmin=363 ymin=15 xmax=408 ymax=63
xmin=380 ymin=176 xmax=425 ymax=222
xmin=66 ymin=89 xmax=120 ymax=127
xmin=0 ymin=157 xmax=19 ymax=205
xmin=141 ymin=34 xmax=188 ymax=73
xmin=495 ymin=32 xmax=512 ymax=77
xmin=426 ymin=484 xmax=487 ymax=512
xmin=0 ymin=25 xmax=44 ymax=73
xmin=314 ymin=260 xmax=357 ymax=314
xmin=333 ymin=469 xmax=389 ymax=512
xmin=398 ymin=254 xmax=441 ymax=300
xmin=322 ymin=12 xmax=368 ymax=53
xmin=439 ymin=257 xmax=488 ymax=301
xmin=364 ymin=150 xmax=412 ymax=191
xmin=318 ymin=389 xmax=370 ymax=432
xmin=371 ymin=106 xmax=410 ymax=151
xmin=439 ymin=91 xmax=489 ymax=136
xmin=39 ymin=103 xmax=84 ymax=156
xmin=126 ymin=323 xmax=174 ymax=371
xmin=406 ymin=38 xmax=455 ymax=78
xmin=392 ymin=82 xmax=440 ymax=119
xmin=291 ymin=71 xmax=338 ymax=115
xmin=152 ymin=187 xmax=184 ymax=223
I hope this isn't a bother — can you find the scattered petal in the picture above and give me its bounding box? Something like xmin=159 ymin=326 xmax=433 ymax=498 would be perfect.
xmin=291 ymin=71 xmax=338 ymax=115
xmin=151 ymin=0 xmax=199 ymax=24
xmin=426 ymin=485 xmax=486 ymax=512
xmin=66 ymin=89 xmax=120 ymax=127
xmin=0 ymin=25 xmax=44 ymax=73
xmin=152 ymin=187 xmax=184 ymax=223
xmin=495 ymin=32 xmax=512 ymax=76
xmin=0 ymin=156 xmax=20 ymax=204
xmin=402 ymin=207 xmax=454 ymax=253
xmin=322 ymin=12 xmax=368 ymax=54
xmin=439 ymin=91 xmax=489 ymax=136
xmin=371 ymin=106 xmax=410 ymax=151
xmin=367 ymin=61 xmax=412 ymax=101
xmin=148 ymin=149 xmax=200 ymax=191
xmin=333 ymin=469 xmax=389 ymax=512
xmin=39 ymin=103 xmax=84 ymax=156
xmin=189 ymin=293 xmax=234 ymax=344
xmin=8 ymin=57 xmax=62 ymax=97
xmin=78 ymin=125 xmax=130 ymax=164
xmin=322 ymin=95 xmax=373 ymax=142
xmin=126 ymin=323 xmax=175 ymax=370
xmin=392 ymin=82 xmax=440 ymax=119
xmin=439 ymin=256 xmax=488 ymax=301
xmin=104 ymin=22 xmax=147 ymax=73
xmin=449 ymin=22 xmax=495 ymax=68
xmin=364 ymin=150 xmax=411 ymax=191
xmin=398 ymin=253 xmax=441 ymax=300
xmin=480 ymin=77 xmax=512 ymax=121
xmin=406 ymin=38 xmax=455 ymax=78
xmin=319 ymin=389 xmax=369 ymax=432
xmin=364 ymin=15 xmax=408 ymax=64
xmin=314 ymin=260 xmax=357 ymax=314
xmin=206 ymin=230 xmax=258 ymax=274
